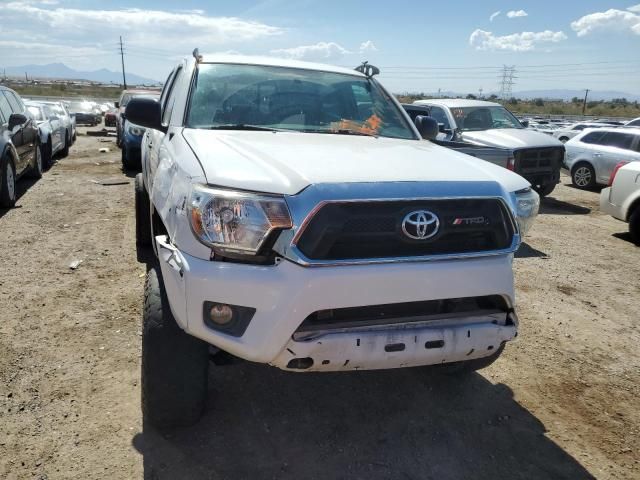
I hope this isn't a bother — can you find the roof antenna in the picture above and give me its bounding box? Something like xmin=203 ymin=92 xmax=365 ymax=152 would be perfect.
xmin=192 ymin=48 xmax=203 ymax=63
xmin=355 ymin=61 xmax=380 ymax=78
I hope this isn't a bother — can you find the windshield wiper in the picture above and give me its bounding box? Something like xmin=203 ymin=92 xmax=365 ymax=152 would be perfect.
xmin=206 ymin=124 xmax=281 ymax=132
xmin=304 ymin=128 xmax=377 ymax=137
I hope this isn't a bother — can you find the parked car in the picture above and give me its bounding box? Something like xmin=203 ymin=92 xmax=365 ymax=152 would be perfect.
xmin=0 ymin=86 xmax=42 ymax=207
xmin=120 ymin=118 xmax=150 ymax=170
xmin=600 ymin=161 xmax=640 ymax=244
xmin=115 ymin=89 xmax=160 ymax=147
xmin=626 ymin=117 xmax=640 ymax=127
xmin=552 ymin=122 xmax=609 ymax=143
xmin=40 ymin=101 xmax=75 ymax=145
xmin=125 ymin=53 xmax=539 ymax=428
xmin=104 ymin=109 xmax=117 ymax=127
xmin=564 ymin=127 xmax=640 ymax=188
xmin=403 ymin=102 xmax=562 ymax=196
xmin=411 ymin=99 xmax=563 ymax=196
xmin=68 ymin=101 xmax=101 ymax=126
xmin=25 ymin=101 xmax=69 ymax=167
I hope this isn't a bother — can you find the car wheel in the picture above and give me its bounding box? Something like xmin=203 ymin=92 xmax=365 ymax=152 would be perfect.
xmin=72 ymin=130 xmax=77 ymax=143
xmin=142 ymin=266 xmax=209 ymax=429
xmin=60 ymin=131 xmax=70 ymax=158
xmin=571 ymin=163 xmax=596 ymax=189
xmin=432 ymin=344 xmax=506 ymax=375
xmin=0 ymin=155 xmax=17 ymax=208
xmin=26 ymin=142 xmax=43 ymax=179
xmin=629 ymin=207 xmax=640 ymax=245
xmin=533 ymin=183 xmax=556 ymax=197
xmin=135 ymin=173 xmax=152 ymax=248
xmin=559 ymin=136 xmax=569 ymax=143
xmin=41 ymin=138 xmax=53 ymax=170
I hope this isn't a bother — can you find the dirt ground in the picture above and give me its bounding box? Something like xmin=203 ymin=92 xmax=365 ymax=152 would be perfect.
xmin=0 ymin=129 xmax=639 ymax=480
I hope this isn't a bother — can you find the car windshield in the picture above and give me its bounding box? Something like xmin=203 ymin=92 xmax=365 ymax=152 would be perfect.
xmin=452 ymin=106 xmax=523 ymax=132
xmin=69 ymin=102 xmax=93 ymax=113
xmin=186 ymin=63 xmax=417 ymax=139
xmin=27 ymin=106 xmax=44 ymax=121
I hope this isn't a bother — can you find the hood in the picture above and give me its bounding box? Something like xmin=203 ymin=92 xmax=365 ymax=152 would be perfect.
xmin=182 ymin=130 xmax=530 ymax=196
xmin=461 ymin=128 xmax=563 ymax=149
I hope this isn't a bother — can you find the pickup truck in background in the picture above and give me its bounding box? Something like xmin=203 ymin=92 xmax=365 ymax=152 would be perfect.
xmin=403 ymin=100 xmax=564 ymax=197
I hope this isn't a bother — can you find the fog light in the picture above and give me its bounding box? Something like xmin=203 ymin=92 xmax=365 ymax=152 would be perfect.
xmin=208 ymin=304 xmax=234 ymax=325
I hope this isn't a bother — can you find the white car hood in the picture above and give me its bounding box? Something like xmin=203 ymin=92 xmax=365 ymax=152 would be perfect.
xmin=461 ymin=128 xmax=563 ymax=149
xmin=182 ymin=129 xmax=530 ymax=195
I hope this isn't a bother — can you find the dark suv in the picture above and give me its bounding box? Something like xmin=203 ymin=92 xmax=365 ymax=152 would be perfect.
xmin=0 ymin=86 xmax=41 ymax=208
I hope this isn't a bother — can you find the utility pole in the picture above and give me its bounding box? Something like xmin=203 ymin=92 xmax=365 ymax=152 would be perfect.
xmin=119 ymin=36 xmax=127 ymax=89
xmin=582 ymin=89 xmax=590 ymax=116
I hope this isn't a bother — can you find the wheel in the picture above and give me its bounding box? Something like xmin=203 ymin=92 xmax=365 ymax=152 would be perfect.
xmin=0 ymin=155 xmax=17 ymax=208
xmin=41 ymin=139 xmax=53 ymax=170
xmin=142 ymin=266 xmax=209 ymax=429
xmin=72 ymin=130 xmax=77 ymax=143
xmin=432 ymin=344 xmax=506 ymax=375
xmin=571 ymin=162 xmax=596 ymax=189
xmin=26 ymin=142 xmax=43 ymax=179
xmin=533 ymin=183 xmax=555 ymax=197
xmin=559 ymin=136 xmax=569 ymax=143
xmin=59 ymin=131 xmax=70 ymax=158
xmin=135 ymin=173 xmax=152 ymax=248
xmin=629 ymin=207 xmax=640 ymax=245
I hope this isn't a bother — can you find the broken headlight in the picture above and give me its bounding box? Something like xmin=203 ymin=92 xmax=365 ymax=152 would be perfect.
xmin=189 ymin=185 xmax=292 ymax=255
xmin=514 ymin=187 xmax=540 ymax=236
xmin=127 ymin=124 xmax=145 ymax=136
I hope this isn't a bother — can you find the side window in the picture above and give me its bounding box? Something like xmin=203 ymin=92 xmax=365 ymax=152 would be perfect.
xmin=0 ymin=94 xmax=12 ymax=122
xmin=601 ymin=132 xmax=635 ymax=150
xmin=627 ymin=119 xmax=640 ymax=127
xmin=429 ymin=106 xmax=451 ymax=129
xmin=4 ymin=91 xmax=24 ymax=113
xmin=580 ymin=131 xmax=607 ymax=145
xmin=573 ymin=125 xmax=585 ymax=131
xmin=162 ymin=67 xmax=183 ymax=126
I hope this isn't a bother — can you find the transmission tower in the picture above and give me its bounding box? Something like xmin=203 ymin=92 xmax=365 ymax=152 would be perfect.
xmin=498 ymin=65 xmax=516 ymax=100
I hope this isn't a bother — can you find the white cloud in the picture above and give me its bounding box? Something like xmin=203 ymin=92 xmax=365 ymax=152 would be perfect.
xmin=571 ymin=7 xmax=640 ymax=36
xmin=359 ymin=40 xmax=377 ymax=53
xmin=271 ymin=40 xmax=377 ymax=61
xmin=489 ymin=11 xmax=501 ymax=22
xmin=469 ymin=29 xmax=567 ymax=51
xmin=506 ymin=10 xmax=528 ymax=18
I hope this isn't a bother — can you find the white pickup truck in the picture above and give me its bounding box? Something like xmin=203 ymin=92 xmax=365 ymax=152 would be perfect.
xmin=125 ymin=53 xmax=539 ymax=428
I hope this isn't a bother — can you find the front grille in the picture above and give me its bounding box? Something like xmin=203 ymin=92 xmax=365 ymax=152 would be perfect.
xmin=296 ymin=295 xmax=510 ymax=334
xmin=295 ymin=199 xmax=515 ymax=261
xmin=515 ymin=147 xmax=563 ymax=174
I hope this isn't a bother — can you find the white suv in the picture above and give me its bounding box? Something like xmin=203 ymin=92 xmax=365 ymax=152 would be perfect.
xmin=600 ymin=161 xmax=640 ymax=244
xmin=565 ymin=127 xmax=640 ymax=188
xmin=125 ymin=53 xmax=539 ymax=428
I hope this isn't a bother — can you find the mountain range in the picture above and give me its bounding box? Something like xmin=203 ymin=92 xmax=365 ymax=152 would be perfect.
xmin=3 ymin=63 xmax=159 ymax=86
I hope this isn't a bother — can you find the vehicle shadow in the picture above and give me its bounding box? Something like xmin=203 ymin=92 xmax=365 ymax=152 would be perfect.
xmin=515 ymin=242 xmax=549 ymax=259
xmin=0 ymin=177 xmax=38 ymax=221
xmin=539 ymin=196 xmax=591 ymax=215
xmin=132 ymin=363 xmax=595 ymax=480
xmin=612 ymin=232 xmax=638 ymax=247
xmin=563 ymin=183 xmax=604 ymax=194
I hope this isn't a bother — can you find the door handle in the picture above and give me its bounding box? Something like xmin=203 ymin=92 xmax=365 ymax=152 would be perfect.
xmin=593 ymin=153 xmax=603 ymax=157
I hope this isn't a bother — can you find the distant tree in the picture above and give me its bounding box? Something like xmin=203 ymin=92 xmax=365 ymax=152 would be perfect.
xmin=508 ymin=97 xmax=518 ymax=105
xmin=587 ymin=101 xmax=600 ymax=108
xmin=466 ymin=93 xmax=477 ymax=99
xmin=533 ymin=98 xmax=544 ymax=107
xmin=488 ymin=94 xmax=498 ymax=101
xmin=571 ymin=97 xmax=581 ymax=104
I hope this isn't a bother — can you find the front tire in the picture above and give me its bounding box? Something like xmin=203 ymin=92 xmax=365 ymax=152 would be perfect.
xmin=0 ymin=155 xmax=17 ymax=208
xmin=26 ymin=142 xmax=43 ymax=179
xmin=59 ymin=131 xmax=70 ymax=158
xmin=533 ymin=183 xmax=556 ymax=197
xmin=142 ymin=267 xmax=210 ymax=429
xmin=135 ymin=173 xmax=152 ymax=248
xmin=629 ymin=207 xmax=640 ymax=245
xmin=571 ymin=162 xmax=596 ymax=189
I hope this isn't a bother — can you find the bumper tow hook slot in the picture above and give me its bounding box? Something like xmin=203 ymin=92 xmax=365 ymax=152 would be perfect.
xmin=385 ymin=343 xmax=405 ymax=352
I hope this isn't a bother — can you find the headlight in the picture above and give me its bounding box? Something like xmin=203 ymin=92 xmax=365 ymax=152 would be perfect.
xmin=128 ymin=124 xmax=145 ymax=136
xmin=514 ymin=187 xmax=540 ymax=236
xmin=189 ymin=185 xmax=292 ymax=255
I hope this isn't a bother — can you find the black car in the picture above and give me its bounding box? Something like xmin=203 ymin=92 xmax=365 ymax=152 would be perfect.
xmin=68 ymin=101 xmax=101 ymax=126
xmin=0 ymin=86 xmax=42 ymax=208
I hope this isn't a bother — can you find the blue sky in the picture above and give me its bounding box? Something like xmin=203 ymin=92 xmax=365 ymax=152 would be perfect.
xmin=2 ymin=0 xmax=640 ymax=94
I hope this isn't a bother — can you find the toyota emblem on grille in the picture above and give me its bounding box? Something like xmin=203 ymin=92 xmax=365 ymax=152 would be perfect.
xmin=402 ymin=210 xmax=440 ymax=240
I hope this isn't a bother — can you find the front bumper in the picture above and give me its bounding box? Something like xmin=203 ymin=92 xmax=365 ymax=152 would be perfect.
xmin=156 ymin=236 xmax=518 ymax=371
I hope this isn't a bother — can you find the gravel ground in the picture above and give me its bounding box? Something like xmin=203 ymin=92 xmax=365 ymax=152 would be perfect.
xmin=0 ymin=129 xmax=638 ymax=480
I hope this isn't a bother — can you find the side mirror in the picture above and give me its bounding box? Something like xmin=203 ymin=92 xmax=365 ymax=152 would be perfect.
xmin=8 ymin=113 xmax=27 ymax=130
xmin=125 ymin=98 xmax=163 ymax=132
xmin=114 ymin=101 xmax=119 ymax=109
xmin=521 ymin=119 xmax=529 ymax=128
xmin=414 ymin=115 xmax=439 ymax=140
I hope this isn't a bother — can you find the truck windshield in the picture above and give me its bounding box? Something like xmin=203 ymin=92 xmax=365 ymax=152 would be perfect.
xmin=186 ymin=63 xmax=417 ymax=140
xmin=452 ymin=106 xmax=523 ymax=132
